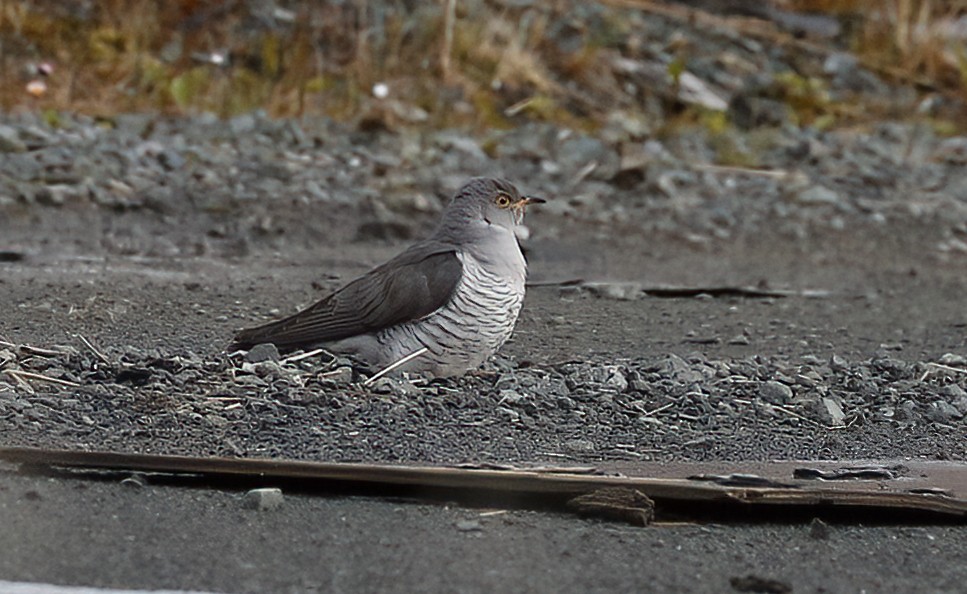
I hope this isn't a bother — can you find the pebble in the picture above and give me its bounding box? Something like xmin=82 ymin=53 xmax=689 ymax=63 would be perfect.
xmin=243 ymin=343 xmax=281 ymax=363
xmin=318 ymin=366 xmax=354 ymax=385
xmin=243 ymin=487 xmax=285 ymax=511
xmin=938 ymin=353 xmax=967 ymax=366
xmin=808 ymin=517 xmax=830 ymax=540
xmin=925 ymin=401 xmax=962 ymax=424
xmin=812 ymin=397 xmax=846 ymax=427
xmin=584 ymin=282 xmax=643 ymax=301
xmin=759 ymin=381 xmax=793 ymax=404
xmin=795 ymin=185 xmax=841 ymax=206
xmin=455 ymin=519 xmax=483 ymax=532
xmin=0 ymin=125 xmax=26 ymax=152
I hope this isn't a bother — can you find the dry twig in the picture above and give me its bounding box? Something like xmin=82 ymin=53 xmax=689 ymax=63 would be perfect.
xmin=280 ymin=348 xmax=328 ymax=365
xmin=363 ymin=347 xmax=429 ymax=386
xmin=75 ymin=334 xmax=109 ymax=364
xmin=3 ymin=369 xmax=80 ymax=389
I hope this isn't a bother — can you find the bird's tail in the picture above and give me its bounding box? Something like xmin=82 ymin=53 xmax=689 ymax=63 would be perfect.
xmin=228 ymin=318 xmax=300 ymax=353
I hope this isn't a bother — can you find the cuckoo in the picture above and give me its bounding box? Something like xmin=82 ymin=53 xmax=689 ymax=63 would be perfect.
xmin=230 ymin=177 xmax=543 ymax=377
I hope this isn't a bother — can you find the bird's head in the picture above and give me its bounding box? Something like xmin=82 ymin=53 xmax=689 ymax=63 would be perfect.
xmin=443 ymin=177 xmax=544 ymax=234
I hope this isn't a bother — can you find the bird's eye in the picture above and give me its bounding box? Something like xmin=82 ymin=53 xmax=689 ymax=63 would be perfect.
xmin=495 ymin=194 xmax=512 ymax=208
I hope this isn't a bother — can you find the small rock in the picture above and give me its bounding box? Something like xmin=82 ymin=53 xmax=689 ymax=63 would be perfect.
xmin=795 ymin=185 xmax=841 ymax=205
xmin=932 ymin=137 xmax=967 ymax=163
xmin=243 ymin=487 xmax=284 ymax=511
xmin=0 ymin=125 xmax=26 ymax=152
xmin=895 ymin=400 xmax=917 ymax=422
xmin=584 ymin=282 xmax=642 ymax=301
xmin=759 ymin=381 xmax=793 ymax=404
xmin=730 ymin=95 xmax=789 ymax=129
xmin=319 ymin=366 xmax=353 ymax=384
xmin=938 ymin=353 xmax=967 ymax=366
xmin=435 ymin=133 xmax=488 ymax=162
xmin=808 ymin=517 xmax=829 ymax=540
xmin=369 ymin=377 xmax=422 ymax=396
xmin=941 ymin=384 xmax=967 ymax=415
xmin=604 ymin=367 xmax=629 ymax=392
xmin=497 ymin=390 xmax=525 ymax=406
xmin=829 ymin=354 xmax=849 ymax=371
xmin=230 ymin=113 xmax=258 ymax=135
xmin=244 ymin=343 xmax=281 ymax=363
xmin=823 ymin=52 xmax=858 ymax=77
xmin=925 ymin=401 xmax=962 ymax=424
xmin=564 ymin=439 xmax=596 ymax=453
xmin=455 ymin=519 xmax=483 ymax=532
xmin=247 ymin=360 xmax=286 ymax=379
xmin=158 ymin=149 xmax=185 ymax=170
xmin=730 ymin=574 xmax=792 ymax=594
xmin=728 ymin=334 xmax=751 ymax=346
xmin=35 ymin=184 xmax=76 ymax=206
xmin=812 ymin=397 xmax=846 ymax=427
xmin=555 ymin=135 xmax=619 ymax=180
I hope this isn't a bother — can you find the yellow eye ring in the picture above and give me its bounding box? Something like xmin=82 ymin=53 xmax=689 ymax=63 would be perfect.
xmin=495 ymin=194 xmax=512 ymax=208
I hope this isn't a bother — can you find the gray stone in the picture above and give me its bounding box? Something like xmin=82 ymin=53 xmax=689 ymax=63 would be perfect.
xmin=243 ymin=487 xmax=284 ymax=511
xmin=319 ymin=366 xmax=353 ymax=384
xmin=584 ymin=282 xmax=642 ymax=301
xmin=497 ymin=390 xmax=525 ymax=406
xmin=245 ymin=360 xmax=286 ymax=379
xmin=455 ymin=519 xmax=483 ymax=532
xmin=564 ymin=439 xmax=596 ymax=453
xmin=829 ymin=355 xmax=849 ymax=371
xmin=0 ymin=125 xmax=26 ymax=153
xmin=556 ymin=135 xmax=619 ymax=180
xmin=435 ymin=133 xmax=488 ymax=162
xmin=812 ymin=397 xmax=846 ymax=427
xmin=941 ymin=384 xmax=967 ymax=415
xmin=369 ymin=377 xmax=422 ymax=396
xmin=243 ymin=343 xmax=281 ymax=363
xmin=925 ymin=401 xmax=962 ymax=424
xmin=603 ymin=367 xmax=629 ymax=392
xmin=795 ymin=185 xmax=841 ymax=206
xmin=938 ymin=353 xmax=967 ymax=366
xmin=808 ymin=517 xmax=830 ymax=540
xmin=35 ymin=184 xmax=76 ymax=206
xmin=230 ymin=113 xmax=258 ymax=135
xmin=895 ymin=400 xmax=917 ymax=422
xmin=759 ymin=381 xmax=793 ymax=404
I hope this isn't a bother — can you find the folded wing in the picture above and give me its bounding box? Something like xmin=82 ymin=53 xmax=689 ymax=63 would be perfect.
xmin=230 ymin=244 xmax=462 ymax=352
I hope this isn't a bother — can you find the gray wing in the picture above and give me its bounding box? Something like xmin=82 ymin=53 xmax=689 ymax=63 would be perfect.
xmin=230 ymin=244 xmax=462 ymax=352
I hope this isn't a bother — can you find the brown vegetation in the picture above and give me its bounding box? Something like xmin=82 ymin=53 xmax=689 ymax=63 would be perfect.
xmin=0 ymin=0 xmax=964 ymax=131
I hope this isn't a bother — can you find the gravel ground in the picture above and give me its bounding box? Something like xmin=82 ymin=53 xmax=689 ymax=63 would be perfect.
xmin=2 ymin=113 xmax=967 ymax=590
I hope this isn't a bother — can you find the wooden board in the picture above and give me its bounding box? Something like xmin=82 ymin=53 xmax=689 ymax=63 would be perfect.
xmin=1 ymin=447 xmax=964 ymax=521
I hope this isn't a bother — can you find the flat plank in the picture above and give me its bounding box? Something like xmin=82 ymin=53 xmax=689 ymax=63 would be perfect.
xmin=1 ymin=447 xmax=964 ymax=519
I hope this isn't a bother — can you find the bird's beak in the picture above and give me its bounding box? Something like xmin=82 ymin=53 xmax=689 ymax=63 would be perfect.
xmin=519 ymin=196 xmax=546 ymax=205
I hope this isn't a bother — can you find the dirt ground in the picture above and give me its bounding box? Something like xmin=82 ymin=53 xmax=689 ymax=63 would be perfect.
xmin=2 ymin=463 xmax=967 ymax=594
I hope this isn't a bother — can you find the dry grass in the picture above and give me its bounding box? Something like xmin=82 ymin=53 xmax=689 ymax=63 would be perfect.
xmin=0 ymin=0 xmax=964 ymax=131
xmin=795 ymin=0 xmax=967 ymax=90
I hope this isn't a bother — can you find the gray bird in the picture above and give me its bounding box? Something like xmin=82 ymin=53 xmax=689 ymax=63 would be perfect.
xmin=230 ymin=177 xmax=543 ymax=377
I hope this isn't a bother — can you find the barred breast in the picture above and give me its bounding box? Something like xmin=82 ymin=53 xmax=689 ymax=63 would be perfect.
xmin=374 ymin=249 xmax=526 ymax=376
